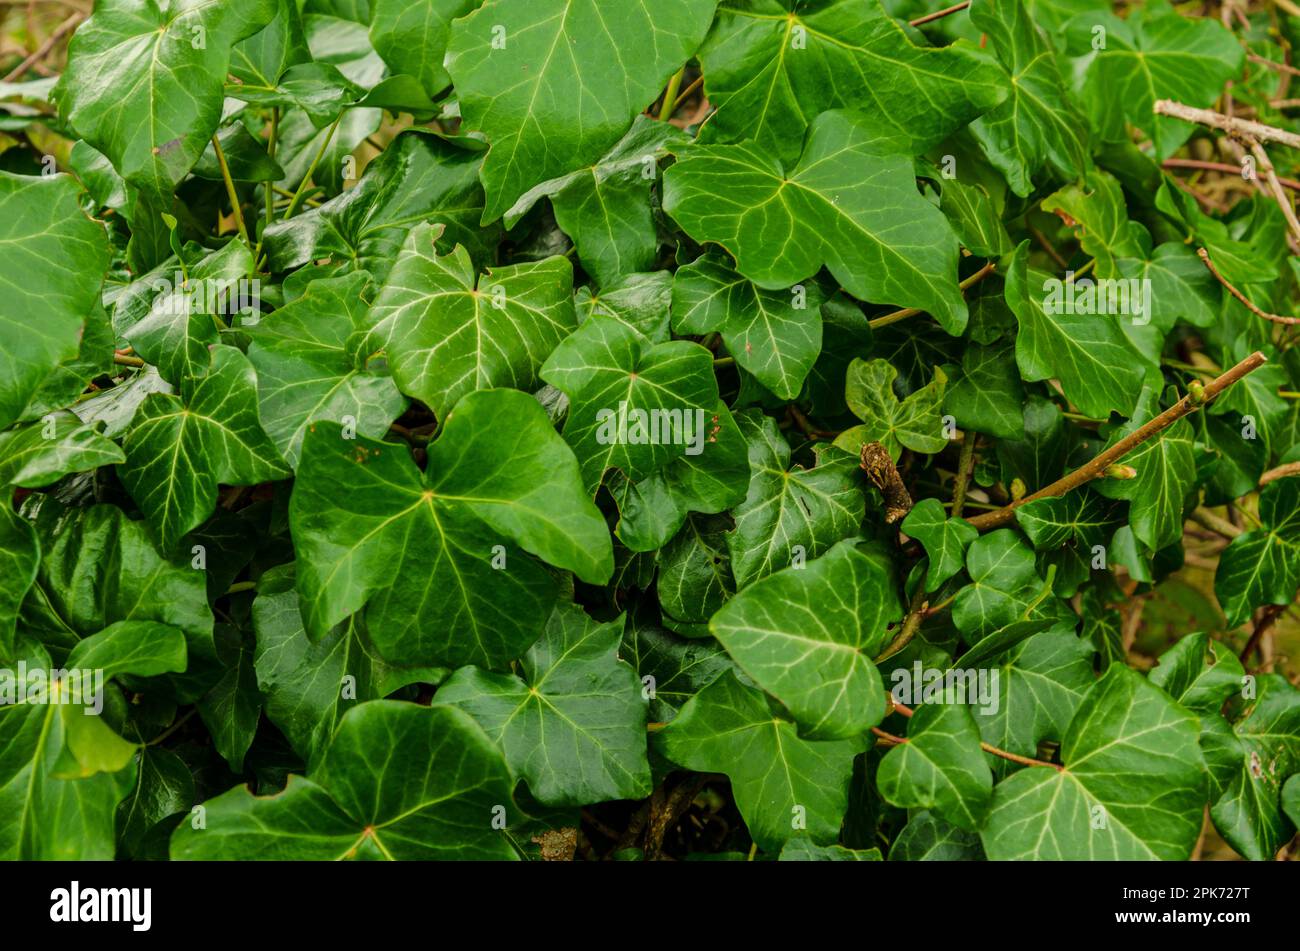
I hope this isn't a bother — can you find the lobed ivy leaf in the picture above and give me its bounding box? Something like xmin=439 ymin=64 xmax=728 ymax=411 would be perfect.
xmin=697 ymin=0 xmax=1005 ymax=163
xmin=438 ymin=603 xmax=652 ymax=806
xmin=507 ymin=117 xmax=689 ymax=287
xmin=1208 ymin=675 xmax=1300 ymax=861
xmin=982 ymin=666 xmax=1207 ymax=859
xmin=445 ymin=0 xmax=718 ymax=222
xmin=119 ymin=345 xmax=291 ymax=550
xmin=664 ymin=109 xmax=969 ymax=332
xmin=711 ymin=539 xmax=901 ymax=739
xmin=834 ymin=357 xmax=948 ymax=461
xmin=902 ymin=498 xmax=978 ymax=593
xmin=244 ymin=272 xmax=407 ymax=468
xmin=672 ymin=253 xmax=823 ymax=400
xmin=53 ymin=0 xmax=277 ymax=198
xmin=0 ymin=172 xmax=111 ymax=430
xmin=656 ymin=671 xmax=862 ymax=852
xmin=726 ymin=411 xmax=864 ymax=587
xmin=541 ymin=315 xmax=718 ymax=494
xmin=290 ymin=388 xmax=612 ymax=668
xmin=368 ymin=223 xmax=576 ymax=420
xmin=877 ymin=700 xmax=994 ymax=831
xmin=170 ymin=700 xmax=519 ymax=859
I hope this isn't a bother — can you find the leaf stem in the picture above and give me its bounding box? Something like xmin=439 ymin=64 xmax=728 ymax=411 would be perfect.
xmin=282 ymin=114 xmax=342 ymax=221
xmin=868 ymin=260 xmax=995 ymax=329
xmin=883 ymin=700 xmax=1063 ymax=770
xmin=873 ymin=587 xmax=928 ymax=664
xmin=908 ymin=1 xmax=971 ymax=26
xmin=658 ymin=68 xmax=684 ymax=121
xmin=1199 ymin=247 xmax=1300 ymax=324
xmin=113 ymin=353 xmax=145 ymax=368
xmin=211 ymin=133 xmax=251 ymax=251
xmin=950 ymin=432 xmax=976 ymax=519
xmin=965 ymin=351 xmax=1269 ymax=532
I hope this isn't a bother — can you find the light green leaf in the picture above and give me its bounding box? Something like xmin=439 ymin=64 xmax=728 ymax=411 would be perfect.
xmin=665 ymin=110 xmax=968 ymax=332
xmin=0 ymin=638 xmax=137 ymax=859
xmin=368 ymin=223 xmax=576 ymax=419
xmin=834 ymin=358 xmax=948 ymax=460
xmin=981 ymin=665 xmax=1206 ymax=859
xmin=655 ymin=671 xmax=862 ymax=852
xmin=438 ymin=603 xmax=651 ymax=806
xmin=446 ymin=0 xmax=717 ymax=222
xmin=119 ymin=345 xmax=291 ymax=550
xmin=711 ymin=539 xmax=901 ymax=739
xmin=672 ymin=253 xmax=823 ymax=400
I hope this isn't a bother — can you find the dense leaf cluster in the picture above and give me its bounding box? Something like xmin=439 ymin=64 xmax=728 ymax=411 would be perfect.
xmin=1 ymin=0 xmax=1299 ymax=861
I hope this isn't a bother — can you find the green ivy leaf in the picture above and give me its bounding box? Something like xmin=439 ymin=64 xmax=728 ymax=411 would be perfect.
xmin=664 ymin=110 xmax=969 ymax=332
xmin=291 ymin=388 xmax=612 ymax=668
xmin=541 ymin=315 xmax=718 ymax=494
xmin=262 ymin=131 xmax=495 ymax=281
xmin=1067 ymin=2 xmax=1244 ymax=159
xmin=438 ymin=603 xmax=651 ymax=806
xmin=901 ymin=498 xmax=978 ymax=593
xmin=54 ymin=0 xmax=277 ymax=197
xmin=1004 ymin=241 xmax=1143 ymax=419
xmin=969 ymin=0 xmax=1088 ymax=197
xmin=0 ymin=172 xmax=111 ymax=430
xmin=1214 ymin=477 xmax=1300 ymax=626
xmin=672 ymin=253 xmax=823 ymax=400
xmin=981 ymin=666 xmax=1206 ymax=859
xmin=727 ymin=411 xmax=864 ymax=587
xmin=1149 ymin=632 xmax=1244 ymax=714
xmin=969 ymin=628 xmax=1095 ymax=778
xmin=446 ymin=0 xmax=717 ymax=222
xmin=1093 ymin=406 xmax=1197 ymax=553
xmin=244 ymin=272 xmax=406 ymax=468
xmin=368 ymin=0 xmax=475 ymax=97
xmin=507 ymin=117 xmax=688 ymax=287
xmin=369 ymin=224 xmax=576 ymax=420
xmin=119 ymin=345 xmax=291 ymax=550
xmin=170 ymin=700 xmax=519 ymax=859
xmin=698 ymin=0 xmax=1005 ymax=163
xmin=656 ymin=671 xmax=862 ymax=852
xmin=0 ymin=637 xmax=137 ymax=859
xmin=253 ymin=565 xmax=441 ymax=766
xmin=834 ymin=358 xmax=949 ymax=460
xmin=1209 ymin=674 xmax=1300 ymax=861
xmin=878 ymin=700 xmax=993 ymax=831
xmin=711 ymin=539 xmax=901 ymax=739
xmin=1015 ymin=489 xmax=1123 ymax=596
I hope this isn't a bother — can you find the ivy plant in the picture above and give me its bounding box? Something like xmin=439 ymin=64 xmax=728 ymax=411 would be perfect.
xmin=2 ymin=0 xmax=1299 ymax=862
